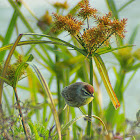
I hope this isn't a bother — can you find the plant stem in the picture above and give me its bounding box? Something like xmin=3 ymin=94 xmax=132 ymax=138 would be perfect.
xmin=13 ymin=87 xmax=30 ymax=140
xmin=55 ymin=46 xmax=64 ymax=124
xmin=87 ymin=58 xmax=93 ymax=136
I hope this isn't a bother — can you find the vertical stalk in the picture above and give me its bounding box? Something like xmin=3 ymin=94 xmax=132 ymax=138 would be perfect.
xmin=87 ymin=58 xmax=93 ymax=136
xmin=55 ymin=46 xmax=64 ymax=124
xmin=13 ymin=88 xmax=30 ymax=140
xmin=65 ymin=69 xmax=70 ymax=140
xmin=56 ymin=73 xmax=62 ymax=121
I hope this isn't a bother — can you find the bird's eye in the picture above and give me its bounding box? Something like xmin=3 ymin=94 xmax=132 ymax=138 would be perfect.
xmin=84 ymin=91 xmax=90 ymax=96
xmin=82 ymin=88 xmax=90 ymax=96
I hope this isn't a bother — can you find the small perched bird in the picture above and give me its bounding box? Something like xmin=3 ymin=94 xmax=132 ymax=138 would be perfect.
xmin=61 ymin=82 xmax=94 ymax=107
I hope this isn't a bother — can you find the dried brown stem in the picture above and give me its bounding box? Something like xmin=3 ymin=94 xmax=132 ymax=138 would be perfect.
xmin=13 ymin=87 xmax=30 ymax=140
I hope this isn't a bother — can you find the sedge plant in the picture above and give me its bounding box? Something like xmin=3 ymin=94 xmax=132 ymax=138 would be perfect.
xmin=0 ymin=0 xmax=140 ymax=139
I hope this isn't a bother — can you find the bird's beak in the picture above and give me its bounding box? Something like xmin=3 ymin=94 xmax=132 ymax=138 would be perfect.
xmin=90 ymin=93 xmax=94 ymax=97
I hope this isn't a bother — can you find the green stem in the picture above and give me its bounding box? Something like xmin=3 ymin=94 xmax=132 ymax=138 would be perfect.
xmin=87 ymin=58 xmax=93 ymax=136
xmin=64 ymin=69 xmax=70 ymax=140
xmin=55 ymin=46 xmax=64 ymax=124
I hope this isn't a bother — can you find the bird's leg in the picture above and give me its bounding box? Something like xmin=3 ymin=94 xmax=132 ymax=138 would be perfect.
xmin=78 ymin=107 xmax=92 ymax=122
xmin=57 ymin=104 xmax=67 ymax=116
xmin=63 ymin=104 xmax=68 ymax=111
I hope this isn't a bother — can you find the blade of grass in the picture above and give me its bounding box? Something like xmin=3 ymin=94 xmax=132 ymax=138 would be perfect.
xmin=0 ymin=34 xmax=23 ymax=105
xmin=93 ymin=54 xmax=120 ymax=109
xmin=1 ymin=32 xmax=88 ymax=58
xmin=0 ymin=10 xmax=19 ymax=62
xmin=0 ymin=40 xmax=69 ymax=52
xmin=123 ymin=70 xmax=137 ymax=92
xmin=128 ymin=24 xmax=139 ymax=45
xmin=105 ymin=0 xmax=118 ymax=19
xmin=23 ymin=33 xmax=88 ymax=57
xmin=105 ymin=67 xmax=125 ymax=126
xmin=27 ymin=62 xmax=61 ymax=140
xmin=8 ymin=0 xmax=34 ymax=33
xmin=0 ymin=39 xmax=86 ymax=57
xmin=97 ymin=45 xmax=133 ymax=55
xmin=3 ymin=91 xmax=12 ymax=115
xmin=118 ymin=0 xmax=134 ymax=12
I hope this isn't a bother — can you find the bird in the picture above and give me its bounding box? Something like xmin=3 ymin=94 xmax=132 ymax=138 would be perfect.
xmin=61 ymin=82 xmax=94 ymax=108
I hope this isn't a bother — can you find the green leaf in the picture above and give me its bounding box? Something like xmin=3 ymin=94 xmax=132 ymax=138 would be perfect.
xmin=8 ymin=0 xmax=34 ymax=33
xmin=116 ymin=113 xmax=126 ymax=132
xmin=13 ymin=54 xmax=34 ymax=88
xmin=127 ymin=63 xmax=140 ymax=71
xmin=0 ymin=10 xmax=19 ymax=62
xmin=123 ymin=70 xmax=137 ymax=92
xmin=0 ymin=34 xmax=23 ymax=104
xmin=105 ymin=0 xmax=118 ymax=19
xmin=0 ymin=76 xmax=11 ymax=85
xmin=93 ymin=54 xmax=120 ymax=109
xmin=27 ymin=62 xmax=61 ymax=140
xmin=128 ymin=24 xmax=139 ymax=45
xmin=118 ymin=0 xmax=135 ymax=12
xmin=97 ymin=45 xmax=133 ymax=55
xmin=28 ymin=122 xmax=41 ymax=140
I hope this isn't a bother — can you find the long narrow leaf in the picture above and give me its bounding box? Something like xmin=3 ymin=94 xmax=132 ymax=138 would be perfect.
xmin=0 ymin=39 xmax=86 ymax=56
xmin=8 ymin=0 xmax=34 ymax=33
xmin=0 ymin=76 xmax=11 ymax=85
xmin=128 ymin=25 xmax=139 ymax=45
xmin=93 ymin=54 xmax=120 ymax=109
xmin=0 ymin=40 xmax=67 ymax=52
xmin=23 ymin=33 xmax=88 ymax=57
xmin=97 ymin=45 xmax=133 ymax=55
xmin=0 ymin=34 xmax=23 ymax=104
xmin=27 ymin=62 xmax=61 ymax=140
xmin=1 ymin=33 xmax=88 ymax=57
xmin=118 ymin=0 xmax=134 ymax=12
xmin=13 ymin=54 xmax=34 ymax=88
xmin=1 ymin=10 xmax=19 ymax=62
xmin=105 ymin=0 xmax=118 ymax=19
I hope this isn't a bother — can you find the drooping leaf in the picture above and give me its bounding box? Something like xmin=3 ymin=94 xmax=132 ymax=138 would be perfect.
xmin=27 ymin=62 xmax=61 ymax=140
xmin=93 ymin=54 xmax=120 ymax=109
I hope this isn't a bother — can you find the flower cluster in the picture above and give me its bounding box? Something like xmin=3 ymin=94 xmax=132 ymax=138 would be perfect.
xmin=0 ymin=55 xmax=26 ymax=86
xmin=53 ymin=0 xmax=127 ymax=54
xmin=117 ymin=47 xmax=140 ymax=71
xmin=78 ymin=0 xmax=97 ymax=19
xmin=96 ymin=12 xmax=112 ymax=26
xmin=81 ymin=12 xmax=127 ymax=52
xmin=37 ymin=1 xmax=68 ymax=32
xmin=53 ymin=1 xmax=69 ymax=10
xmin=37 ymin=11 xmax=53 ymax=31
xmin=110 ymin=18 xmax=127 ymax=38
xmin=82 ymin=27 xmax=109 ymax=52
xmin=53 ymin=14 xmax=83 ymax=35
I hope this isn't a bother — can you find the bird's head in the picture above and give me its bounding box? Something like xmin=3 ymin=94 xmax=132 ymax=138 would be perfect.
xmin=80 ymin=83 xmax=94 ymax=98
